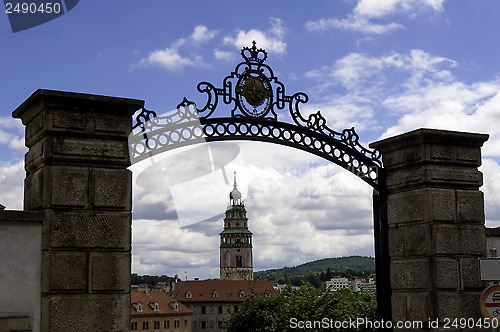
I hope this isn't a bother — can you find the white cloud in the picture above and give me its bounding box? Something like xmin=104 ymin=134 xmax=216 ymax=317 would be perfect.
xmin=0 ymin=117 xmax=27 ymax=154
xmin=305 ymin=49 xmax=500 ymax=159
xmin=306 ymin=0 xmax=446 ymax=34
xmin=306 ymin=50 xmax=456 ymax=92
xmin=0 ymin=160 xmax=24 ymax=210
xmin=139 ymin=47 xmax=204 ymax=72
xmin=137 ymin=25 xmax=218 ymax=71
xmin=213 ymin=49 xmax=232 ymax=62
xmin=8 ymin=136 xmax=26 ymax=153
xmin=354 ymin=0 xmax=445 ymax=18
xmin=306 ymin=14 xmax=403 ymax=34
xmin=223 ymin=17 xmax=287 ymax=55
xmin=190 ymin=25 xmax=218 ymax=43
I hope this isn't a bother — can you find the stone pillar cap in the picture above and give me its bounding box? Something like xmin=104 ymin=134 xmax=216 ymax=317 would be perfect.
xmin=370 ymin=128 xmax=489 ymax=154
xmin=13 ymin=89 xmax=145 ymax=124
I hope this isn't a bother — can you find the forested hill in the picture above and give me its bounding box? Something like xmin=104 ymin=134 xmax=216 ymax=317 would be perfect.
xmin=254 ymin=256 xmax=375 ymax=280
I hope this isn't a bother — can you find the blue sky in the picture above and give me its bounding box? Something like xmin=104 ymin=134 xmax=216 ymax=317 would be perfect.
xmin=2 ymin=0 xmax=500 ymax=279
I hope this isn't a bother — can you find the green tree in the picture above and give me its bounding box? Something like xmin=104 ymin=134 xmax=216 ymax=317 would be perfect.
xmin=224 ymin=285 xmax=376 ymax=332
xmin=326 ymin=267 xmax=333 ymax=280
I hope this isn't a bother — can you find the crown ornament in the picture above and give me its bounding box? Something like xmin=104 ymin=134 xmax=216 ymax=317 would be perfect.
xmin=241 ymin=41 xmax=267 ymax=64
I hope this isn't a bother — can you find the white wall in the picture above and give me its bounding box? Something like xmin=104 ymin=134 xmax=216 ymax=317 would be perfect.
xmin=0 ymin=221 xmax=42 ymax=332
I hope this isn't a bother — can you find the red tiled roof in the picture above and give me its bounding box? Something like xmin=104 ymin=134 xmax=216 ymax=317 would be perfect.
xmin=130 ymin=289 xmax=192 ymax=316
xmin=169 ymin=280 xmax=279 ymax=302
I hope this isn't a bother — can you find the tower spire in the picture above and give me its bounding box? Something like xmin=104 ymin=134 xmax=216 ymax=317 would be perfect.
xmin=229 ymin=171 xmax=241 ymax=205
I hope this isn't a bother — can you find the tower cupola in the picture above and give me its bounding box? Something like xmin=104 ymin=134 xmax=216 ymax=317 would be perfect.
xmin=220 ymin=172 xmax=253 ymax=281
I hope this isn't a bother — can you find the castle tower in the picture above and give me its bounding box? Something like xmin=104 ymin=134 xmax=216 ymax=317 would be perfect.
xmin=220 ymin=173 xmax=253 ymax=280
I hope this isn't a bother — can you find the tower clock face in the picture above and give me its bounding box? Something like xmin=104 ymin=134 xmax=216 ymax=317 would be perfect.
xmin=236 ymin=71 xmax=272 ymax=117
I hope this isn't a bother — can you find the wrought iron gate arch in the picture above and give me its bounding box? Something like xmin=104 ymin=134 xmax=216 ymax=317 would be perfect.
xmin=129 ymin=42 xmax=391 ymax=322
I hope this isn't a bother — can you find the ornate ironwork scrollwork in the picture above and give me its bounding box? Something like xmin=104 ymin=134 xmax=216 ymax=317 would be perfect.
xmin=130 ymin=42 xmax=384 ymax=190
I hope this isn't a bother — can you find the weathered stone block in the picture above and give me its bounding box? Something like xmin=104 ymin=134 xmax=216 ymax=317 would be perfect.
xmin=390 ymin=292 xmax=407 ymax=322
xmin=391 ymin=291 xmax=430 ymax=323
xmin=24 ymin=170 xmax=42 ymax=210
xmin=41 ymin=294 xmax=130 ymax=332
xmin=90 ymin=252 xmax=130 ymax=292
xmin=92 ymin=169 xmax=131 ymax=209
xmin=387 ymin=165 xmax=484 ymax=193
xmin=378 ymin=145 xmax=425 ymax=170
xmin=389 ymin=224 xmax=432 ymax=257
xmin=25 ymin=112 xmax=43 ymax=143
xmin=405 ymin=223 xmax=432 ymax=256
xmin=432 ymin=258 xmax=459 ymax=289
xmin=49 ymin=166 xmax=89 ymax=207
xmin=390 ymin=259 xmax=429 ymax=290
xmin=45 ymin=211 xmax=131 ymax=250
xmin=387 ymin=190 xmax=425 ymax=224
xmin=430 ymin=144 xmax=452 ymax=161
xmin=42 ymin=252 xmax=86 ymax=292
xmin=386 ymin=166 xmax=425 ymax=192
xmin=456 ymin=146 xmax=481 ymax=164
xmin=388 ymin=226 xmax=405 ymax=257
xmin=460 ymin=257 xmax=487 ymax=290
xmin=0 ymin=313 xmax=32 ymax=332
xmin=94 ymin=114 xmax=130 ymax=134
xmin=436 ymin=291 xmax=483 ymax=320
xmin=406 ymin=292 xmax=430 ymax=323
xmin=52 ymin=137 xmax=129 ymax=160
xmin=457 ymin=190 xmax=484 ymax=223
xmin=52 ymin=111 xmax=87 ymax=130
xmin=26 ymin=136 xmax=131 ymax=174
xmin=426 ymin=165 xmax=483 ymax=189
xmin=431 ymin=189 xmax=456 ymax=222
xmin=433 ymin=224 xmax=486 ymax=255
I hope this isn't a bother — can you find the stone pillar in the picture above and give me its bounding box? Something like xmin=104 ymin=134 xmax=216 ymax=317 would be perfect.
xmin=370 ymin=128 xmax=489 ymax=329
xmin=13 ymin=89 xmax=144 ymax=332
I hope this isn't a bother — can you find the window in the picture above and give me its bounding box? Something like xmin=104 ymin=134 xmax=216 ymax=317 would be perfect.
xmin=201 ymin=306 xmax=206 ymax=314
xmin=212 ymin=290 xmax=218 ymax=298
xmin=234 ymin=306 xmax=239 ymax=313
xmin=218 ymin=306 xmax=223 ymax=314
xmin=132 ymin=302 xmax=143 ymax=312
xmin=164 ymin=320 xmax=169 ymax=329
xmin=143 ymin=321 xmax=149 ymax=330
xmin=185 ymin=319 xmax=188 ymax=328
xmin=210 ymin=320 xmax=214 ymax=328
xmin=131 ymin=322 xmax=138 ymax=330
xmin=201 ymin=321 xmax=206 ymax=329
xmin=239 ymin=290 xmax=245 ymax=299
xmin=174 ymin=319 xmax=180 ymax=328
xmin=154 ymin=321 xmax=160 ymax=329
xmin=186 ymin=290 xmax=192 ymax=299
xmin=236 ymin=256 xmax=242 ymax=267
